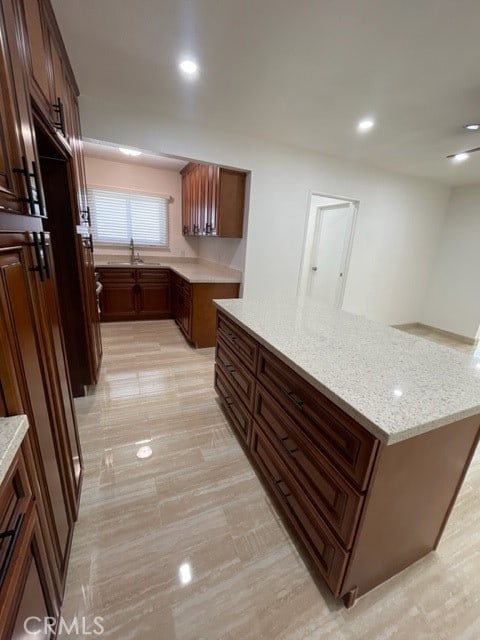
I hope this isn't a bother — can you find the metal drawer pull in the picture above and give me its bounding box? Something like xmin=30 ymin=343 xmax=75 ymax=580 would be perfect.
xmin=0 ymin=513 xmax=25 ymax=588
xmin=276 ymin=434 xmax=299 ymax=458
xmin=225 ymin=364 xmax=235 ymax=373
xmin=275 ymin=479 xmax=291 ymax=499
xmin=282 ymin=388 xmax=305 ymax=411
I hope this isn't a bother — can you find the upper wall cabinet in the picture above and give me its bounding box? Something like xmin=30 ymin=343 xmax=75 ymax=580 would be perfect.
xmin=0 ymin=0 xmax=44 ymax=215
xmin=181 ymin=163 xmax=247 ymax=238
xmin=16 ymin=0 xmax=76 ymax=146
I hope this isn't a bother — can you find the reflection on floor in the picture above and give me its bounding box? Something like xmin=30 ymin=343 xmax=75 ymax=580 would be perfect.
xmin=60 ymin=320 xmax=480 ymax=639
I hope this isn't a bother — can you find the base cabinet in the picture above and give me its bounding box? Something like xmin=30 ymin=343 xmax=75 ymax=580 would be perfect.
xmin=172 ymin=273 xmax=240 ymax=348
xmin=0 ymin=449 xmax=57 ymax=640
xmin=98 ymin=267 xmax=171 ymax=321
xmin=214 ymin=310 xmax=480 ymax=607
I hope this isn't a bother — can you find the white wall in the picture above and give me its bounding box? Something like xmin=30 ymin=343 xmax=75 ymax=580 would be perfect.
xmin=84 ymin=155 xmax=197 ymax=258
xmin=80 ymin=95 xmax=450 ymax=326
xmin=421 ymin=185 xmax=480 ymax=339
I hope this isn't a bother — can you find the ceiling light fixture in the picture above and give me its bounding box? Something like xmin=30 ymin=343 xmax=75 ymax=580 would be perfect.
xmin=357 ymin=119 xmax=375 ymax=132
xmin=179 ymin=59 xmax=198 ymax=75
xmin=464 ymin=123 xmax=480 ymax=131
xmin=119 ymin=147 xmax=142 ymax=157
xmin=452 ymin=152 xmax=469 ymax=162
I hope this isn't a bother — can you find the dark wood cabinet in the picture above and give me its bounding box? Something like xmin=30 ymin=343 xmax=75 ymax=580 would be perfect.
xmin=0 ymin=233 xmax=79 ymax=602
xmin=0 ymin=0 xmax=44 ymax=217
xmin=0 ymin=448 xmax=57 ymax=640
xmin=215 ymin=310 xmax=480 ymax=608
xmin=16 ymin=0 xmax=75 ymax=145
xmin=98 ymin=267 xmax=171 ymax=321
xmin=181 ymin=163 xmax=246 ymax=238
xmin=172 ymin=272 xmax=240 ymax=348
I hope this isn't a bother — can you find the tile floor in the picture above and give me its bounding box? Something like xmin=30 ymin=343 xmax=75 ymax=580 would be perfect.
xmin=59 ymin=320 xmax=480 ymax=639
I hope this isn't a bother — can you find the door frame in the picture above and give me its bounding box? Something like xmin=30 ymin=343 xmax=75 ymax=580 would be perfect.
xmin=298 ymin=191 xmax=359 ymax=308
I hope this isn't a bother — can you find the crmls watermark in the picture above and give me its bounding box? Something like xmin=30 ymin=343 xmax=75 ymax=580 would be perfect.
xmin=24 ymin=616 xmax=105 ymax=636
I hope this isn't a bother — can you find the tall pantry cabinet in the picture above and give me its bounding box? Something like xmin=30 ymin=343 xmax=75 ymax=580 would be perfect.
xmin=0 ymin=0 xmax=99 ymax=635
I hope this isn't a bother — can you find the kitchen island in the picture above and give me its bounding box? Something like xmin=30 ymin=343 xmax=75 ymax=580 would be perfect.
xmin=213 ymin=298 xmax=480 ymax=607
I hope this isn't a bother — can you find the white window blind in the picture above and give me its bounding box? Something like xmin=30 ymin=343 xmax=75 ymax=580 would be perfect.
xmin=88 ymin=187 xmax=169 ymax=247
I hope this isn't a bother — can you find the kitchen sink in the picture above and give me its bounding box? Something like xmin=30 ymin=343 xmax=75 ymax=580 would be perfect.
xmin=106 ymin=261 xmax=163 ymax=266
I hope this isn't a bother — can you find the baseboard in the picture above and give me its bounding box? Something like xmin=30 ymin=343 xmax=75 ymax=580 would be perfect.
xmin=393 ymin=322 xmax=477 ymax=345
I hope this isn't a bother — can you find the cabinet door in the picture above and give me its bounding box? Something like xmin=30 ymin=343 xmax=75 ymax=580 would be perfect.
xmin=0 ymin=453 xmax=57 ymax=640
xmin=137 ymin=283 xmax=171 ymax=319
xmin=16 ymin=0 xmax=54 ymax=122
xmin=100 ymin=282 xmax=137 ymax=320
xmin=33 ymin=235 xmax=84 ymax=510
xmin=0 ymin=0 xmax=42 ymax=216
xmin=206 ymin=164 xmax=220 ymax=235
xmin=4 ymin=512 xmax=57 ymax=640
xmin=0 ymin=234 xmax=73 ymax=594
xmin=181 ymin=171 xmax=190 ymax=235
xmin=48 ymin=32 xmax=70 ymax=143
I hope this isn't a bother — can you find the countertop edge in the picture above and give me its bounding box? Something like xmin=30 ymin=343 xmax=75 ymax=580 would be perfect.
xmin=95 ymin=263 xmax=242 ymax=284
xmin=0 ymin=415 xmax=29 ymax=485
xmin=213 ymin=302 xmax=480 ymax=445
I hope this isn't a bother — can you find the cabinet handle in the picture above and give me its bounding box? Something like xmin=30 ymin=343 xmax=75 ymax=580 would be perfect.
xmin=40 ymin=232 xmax=51 ymax=279
xmin=275 ymin=479 xmax=291 ymax=500
xmin=281 ymin=388 xmax=305 ymax=411
xmin=14 ymin=156 xmax=46 ymax=216
xmin=31 ymin=161 xmax=46 ymax=217
xmin=0 ymin=512 xmax=25 ymax=588
xmin=29 ymin=232 xmax=45 ymax=281
xmin=53 ymin=97 xmax=66 ymax=136
xmin=225 ymin=363 xmax=235 ymax=373
xmin=276 ymin=433 xmax=299 ymax=458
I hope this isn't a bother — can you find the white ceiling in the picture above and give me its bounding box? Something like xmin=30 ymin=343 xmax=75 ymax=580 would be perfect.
xmin=83 ymin=139 xmax=187 ymax=171
xmin=52 ymin=0 xmax=480 ymax=185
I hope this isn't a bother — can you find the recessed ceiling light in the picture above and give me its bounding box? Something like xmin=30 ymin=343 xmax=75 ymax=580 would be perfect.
xmin=452 ymin=152 xmax=469 ymax=162
xmin=357 ymin=119 xmax=375 ymax=132
xmin=119 ymin=147 xmax=142 ymax=157
xmin=464 ymin=123 xmax=480 ymax=131
xmin=179 ymin=60 xmax=198 ymax=75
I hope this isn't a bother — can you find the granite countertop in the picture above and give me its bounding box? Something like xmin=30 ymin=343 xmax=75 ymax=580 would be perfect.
xmin=0 ymin=415 xmax=29 ymax=485
xmin=95 ymin=261 xmax=242 ymax=284
xmin=214 ymin=298 xmax=480 ymax=445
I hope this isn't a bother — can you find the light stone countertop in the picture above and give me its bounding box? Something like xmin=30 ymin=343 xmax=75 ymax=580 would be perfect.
xmin=95 ymin=261 xmax=242 ymax=284
xmin=0 ymin=415 xmax=29 ymax=485
xmin=214 ymin=298 xmax=480 ymax=445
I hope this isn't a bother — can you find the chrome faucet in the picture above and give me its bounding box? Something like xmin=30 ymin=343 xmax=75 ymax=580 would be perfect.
xmin=130 ymin=238 xmax=144 ymax=264
xmin=130 ymin=238 xmax=135 ymax=264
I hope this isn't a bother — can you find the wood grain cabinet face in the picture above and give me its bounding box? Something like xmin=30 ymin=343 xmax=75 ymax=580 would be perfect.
xmin=0 ymin=234 xmax=77 ymax=598
xmin=98 ymin=268 xmax=171 ymax=321
xmin=250 ymin=424 xmax=349 ymax=595
xmin=0 ymin=0 xmax=39 ymax=216
xmin=254 ymin=385 xmax=364 ymax=548
xmin=256 ymin=347 xmax=377 ymax=490
xmin=0 ymin=452 xmax=57 ymax=640
xmin=181 ymin=163 xmax=246 ymax=238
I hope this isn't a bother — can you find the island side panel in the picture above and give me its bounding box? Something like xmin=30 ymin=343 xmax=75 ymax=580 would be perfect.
xmin=340 ymin=414 xmax=480 ymax=600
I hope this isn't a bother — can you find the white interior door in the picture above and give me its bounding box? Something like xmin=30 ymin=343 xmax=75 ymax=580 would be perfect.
xmin=308 ymin=202 xmax=354 ymax=308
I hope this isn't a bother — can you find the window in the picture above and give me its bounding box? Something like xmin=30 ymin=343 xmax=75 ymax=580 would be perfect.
xmin=88 ymin=187 xmax=169 ymax=247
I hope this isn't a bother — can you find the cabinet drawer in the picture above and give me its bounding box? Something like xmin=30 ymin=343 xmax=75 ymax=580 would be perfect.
xmin=216 ymin=338 xmax=256 ymax=412
xmin=136 ymin=268 xmax=170 ymax=283
xmin=217 ymin=312 xmax=258 ymax=373
xmin=255 ymin=385 xmax=363 ymax=548
xmin=97 ymin=268 xmax=135 ymax=282
xmin=257 ymin=348 xmax=377 ymax=490
xmin=0 ymin=452 xmax=32 ymax=587
xmin=214 ymin=365 xmax=251 ymax=445
xmin=251 ymin=424 xmax=349 ymax=596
